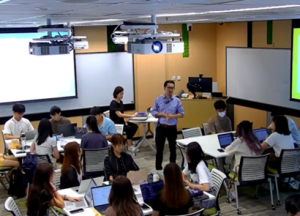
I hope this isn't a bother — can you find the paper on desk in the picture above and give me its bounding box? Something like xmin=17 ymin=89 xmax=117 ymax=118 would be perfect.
xmin=93 ymin=208 xmax=103 ymax=216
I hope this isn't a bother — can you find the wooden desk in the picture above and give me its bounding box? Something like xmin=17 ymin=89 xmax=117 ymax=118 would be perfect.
xmin=178 ymin=98 xmax=226 ymax=131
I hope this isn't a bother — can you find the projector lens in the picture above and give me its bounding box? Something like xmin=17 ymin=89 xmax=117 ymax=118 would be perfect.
xmin=152 ymin=41 xmax=163 ymax=53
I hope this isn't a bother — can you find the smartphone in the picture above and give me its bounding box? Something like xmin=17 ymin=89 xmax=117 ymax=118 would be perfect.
xmin=69 ymin=208 xmax=84 ymax=214
xmin=141 ymin=204 xmax=151 ymax=210
xmin=217 ymin=148 xmax=225 ymax=152
xmin=16 ymin=151 xmax=26 ymax=154
xmin=52 ymin=135 xmax=57 ymax=143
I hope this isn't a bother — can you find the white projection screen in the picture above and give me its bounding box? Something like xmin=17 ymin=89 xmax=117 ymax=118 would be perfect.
xmin=226 ymin=47 xmax=300 ymax=110
xmin=0 ymin=52 xmax=134 ymax=117
xmin=0 ymin=32 xmax=76 ymax=104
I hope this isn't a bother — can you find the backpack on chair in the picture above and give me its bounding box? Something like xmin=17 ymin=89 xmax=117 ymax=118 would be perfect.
xmin=8 ymin=168 xmax=26 ymax=198
xmin=21 ymin=153 xmax=38 ymax=185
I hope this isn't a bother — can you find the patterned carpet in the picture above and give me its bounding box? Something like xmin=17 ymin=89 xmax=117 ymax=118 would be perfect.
xmin=0 ymin=137 xmax=297 ymax=216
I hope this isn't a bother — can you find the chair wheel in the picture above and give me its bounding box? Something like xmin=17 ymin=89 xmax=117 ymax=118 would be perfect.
xmin=226 ymin=198 xmax=231 ymax=203
xmin=253 ymin=195 xmax=259 ymax=199
xmin=237 ymin=209 xmax=242 ymax=215
xmin=272 ymin=205 xmax=275 ymax=210
xmin=277 ymin=201 xmax=281 ymax=206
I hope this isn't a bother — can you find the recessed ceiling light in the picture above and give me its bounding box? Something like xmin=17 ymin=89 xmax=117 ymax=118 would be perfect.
xmin=0 ymin=0 xmax=10 ymax=4
xmin=35 ymin=7 xmax=48 ymax=11
xmin=71 ymin=19 xmax=122 ymax=24
xmin=59 ymin=0 xmax=98 ymax=3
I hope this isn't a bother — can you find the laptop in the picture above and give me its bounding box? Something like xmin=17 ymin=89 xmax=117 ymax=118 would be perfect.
xmin=64 ymin=180 xmax=94 ymax=211
xmin=91 ymin=185 xmax=112 ymax=215
xmin=218 ymin=133 xmax=234 ymax=148
xmin=77 ymin=179 xmax=97 ymax=194
xmin=140 ymin=181 xmax=164 ymax=204
xmin=57 ymin=123 xmax=77 ymax=137
xmin=24 ymin=130 xmax=37 ymax=140
xmin=253 ymin=128 xmax=268 ymax=143
xmin=127 ymin=169 xmax=149 ymax=185
xmin=75 ymin=127 xmax=88 ymax=139
xmin=93 ymin=176 xmax=104 ymax=186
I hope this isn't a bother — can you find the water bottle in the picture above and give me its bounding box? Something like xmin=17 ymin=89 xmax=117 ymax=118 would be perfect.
xmin=60 ymin=133 xmax=65 ymax=146
xmin=20 ymin=133 xmax=26 ymax=149
xmin=109 ymin=176 xmax=113 ymax=185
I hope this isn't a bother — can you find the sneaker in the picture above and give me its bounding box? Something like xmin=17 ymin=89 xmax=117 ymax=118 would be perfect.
xmin=128 ymin=146 xmax=140 ymax=153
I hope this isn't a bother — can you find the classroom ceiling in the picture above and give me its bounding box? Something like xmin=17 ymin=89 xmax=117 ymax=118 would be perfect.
xmin=0 ymin=0 xmax=300 ymax=27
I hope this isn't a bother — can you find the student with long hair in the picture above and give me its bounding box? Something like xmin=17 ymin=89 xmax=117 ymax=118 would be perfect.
xmin=30 ymin=118 xmax=60 ymax=162
xmin=105 ymin=175 xmax=142 ymax=216
xmin=104 ymin=134 xmax=139 ymax=179
xmin=262 ymin=115 xmax=294 ymax=168
xmin=81 ymin=116 xmax=108 ymax=149
xmin=27 ymin=163 xmax=81 ymax=216
xmin=109 ymin=86 xmax=138 ymax=152
xmin=182 ymin=142 xmax=212 ymax=192
xmin=225 ymin=121 xmax=262 ymax=171
xmin=60 ymin=142 xmax=82 ymax=189
xmin=152 ymin=163 xmax=193 ymax=216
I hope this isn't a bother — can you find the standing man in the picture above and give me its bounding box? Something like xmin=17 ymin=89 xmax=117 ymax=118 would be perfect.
xmin=152 ymin=80 xmax=184 ymax=171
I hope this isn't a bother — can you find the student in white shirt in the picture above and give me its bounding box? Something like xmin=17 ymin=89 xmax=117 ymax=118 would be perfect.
xmin=262 ymin=116 xmax=294 ymax=169
xmin=225 ymin=121 xmax=262 ymax=172
xmin=3 ymin=104 xmax=34 ymax=140
xmin=182 ymin=142 xmax=212 ymax=192
xmin=268 ymin=110 xmax=300 ymax=146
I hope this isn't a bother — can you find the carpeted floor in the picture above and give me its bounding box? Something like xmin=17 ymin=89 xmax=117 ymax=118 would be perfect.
xmin=0 ymin=137 xmax=297 ymax=216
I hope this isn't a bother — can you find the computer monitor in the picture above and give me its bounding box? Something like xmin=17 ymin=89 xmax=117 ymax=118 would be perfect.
xmin=253 ymin=128 xmax=268 ymax=143
xmin=218 ymin=133 xmax=234 ymax=148
xmin=187 ymin=77 xmax=212 ymax=99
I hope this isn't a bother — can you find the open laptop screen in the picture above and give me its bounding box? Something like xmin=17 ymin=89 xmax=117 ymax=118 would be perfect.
xmin=218 ymin=133 xmax=233 ymax=148
xmin=92 ymin=186 xmax=111 ymax=207
xmin=140 ymin=181 xmax=164 ymax=202
xmin=253 ymin=128 xmax=268 ymax=143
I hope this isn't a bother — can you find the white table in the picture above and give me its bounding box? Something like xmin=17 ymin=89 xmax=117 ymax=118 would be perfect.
xmin=58 ymin=184 xmax=153 ymax=216
xmin=176 ymin=132 xmax=235 ymax=171
xmin=129 ymin=115 xmax=158 ymax=154
xmin=8 ymin=136 xmax=82 ymax=158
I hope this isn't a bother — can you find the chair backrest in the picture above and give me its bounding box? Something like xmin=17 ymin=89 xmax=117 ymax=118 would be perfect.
xmin=211 ymin=168 xmax=227 ymax=211
xmin=1 ymin=130 xmax=8 ymax=154
xmin=202 ymin=123 xmax=209 ymax=135
xmin=36 ymin=154 xmax=52 ymax=165
xmin=52 ymin=169 xmax=61 ymax=189
xmin=176 ymin=143 xmax=187 ymax=170
xmin=82 ymin=147 xmax=110 ymax=178
xmin=4 ymin=197 xmax=23 ymax=216
xmin=103 ymin=110 xmax=110 ymax=118
xmin=238 ymin=154 xmax=269 ymax=184
xmin=279 ymin=148 xmax=300 ymax=176
xmin=166 ymin=208 xmax=204 ymax=216
xmin=182 ymin=127 xmax=202 ymax=139
xmin=115 ymin=124 xmax=124 ymax=135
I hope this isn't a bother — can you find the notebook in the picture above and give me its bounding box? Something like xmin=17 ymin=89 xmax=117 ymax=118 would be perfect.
xmin=218 ymin=133 xmax=234 ymax=148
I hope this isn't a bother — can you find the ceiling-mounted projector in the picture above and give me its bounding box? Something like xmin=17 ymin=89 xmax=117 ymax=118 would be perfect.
xmin=127 ymin=39 xmax=184 ymax=55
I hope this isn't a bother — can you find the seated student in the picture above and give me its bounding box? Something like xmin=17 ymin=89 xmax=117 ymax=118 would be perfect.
xmin=81 ymin=116 xmax=108 ymax=149
xmin=261 ymin=115 xmax=294 ymax=169
xmin=30 ymin=118 xmax=60 ymax=163
xmin=225 ymin=121 xmax=262 ymax=172
xmin=105 ymin=175 xmax=143 ymax=216
xmin=50 ymin=106 xmax=71 ymax=135
xmin=60 ymin=142 xmax=82 ymax=189
xmin=0 ymin=153 xmax=19 ymax=175
xmin=27 ymin=163 xmax=81 ymax=216
xmin=109 ymin=86 xmax=138 ymax=151
xmin=285 ymin=194 xmax=300 ymax=216
xmin=3 ymin=103 xmax=34 ymax=140
xmin=182 ymin=142 xmax=213 ymax=192
xmin=88 ymin=106 xmax=116 ymax=139
xmin=268 ymin=109 xmax=300 ymax=146
xmin=104 ymin=134 xmax=139 ymax=179
xmin=152 ymin=163 xmax=193 ymax=216
xmin=207 ymin=100 xmax=232 ymax=134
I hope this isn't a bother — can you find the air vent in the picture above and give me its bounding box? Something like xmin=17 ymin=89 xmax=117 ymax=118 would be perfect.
xmin=166 ymin=44 xmax=172 ymax=53
xmin=59 ymin=45 xmax=69 ymax=54
xmin=41 ymin=46 xmax=50 ymax=55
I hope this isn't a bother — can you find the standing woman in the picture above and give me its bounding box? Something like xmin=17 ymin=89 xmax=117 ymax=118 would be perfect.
xmin=60 ymin=142 xmax=82 ymax=189
xmin=105 ymin=176 xmax=143 ymax=216
xmin=109 ymin=86 xmax=138 ymax=152
xmin=27 ymin=163 xmax=80 ymax=216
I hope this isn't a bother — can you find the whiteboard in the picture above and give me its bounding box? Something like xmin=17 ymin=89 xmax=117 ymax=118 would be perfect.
xmin=226 ymin=47 xmax=300 ymax=110
xmin=0 ymin=52 xmax=134 ymax=117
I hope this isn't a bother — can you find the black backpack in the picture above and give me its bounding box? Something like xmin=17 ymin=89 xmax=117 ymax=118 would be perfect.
xmin=8 ymin=168 xmax=26 ymax=198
